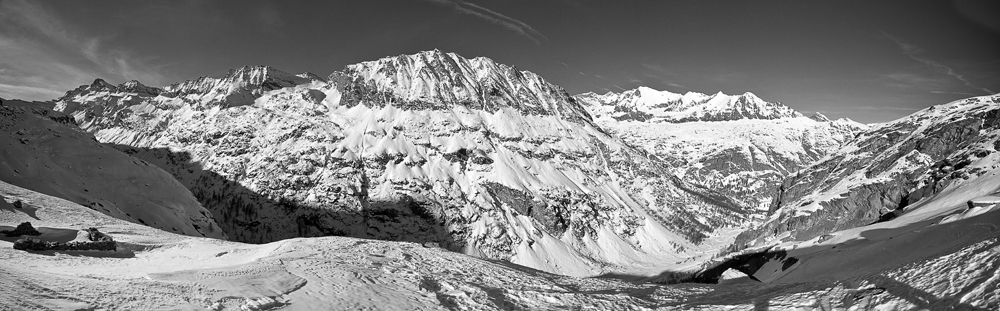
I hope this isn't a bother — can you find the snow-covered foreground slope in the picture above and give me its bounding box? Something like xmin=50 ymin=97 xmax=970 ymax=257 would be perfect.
xmin=53 ymin=51 xmax=749 ymax=277
xmin=1 ymin=179 xmax=997 ymax=310
xmin=575 ymin=88 xmax=865 ymax=212
xmin=0 ymin=98 xmax=225 ymax=239
xmin=736 ymin=94 xmax=1000 ymax=248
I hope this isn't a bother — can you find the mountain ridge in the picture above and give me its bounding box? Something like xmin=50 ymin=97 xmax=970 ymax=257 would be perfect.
xmin=30 ymin=49 xmax=1000 ymax=280
xmin=574 ymin=87 xmax=868 ymax=213
xmin=577 ymin=86 xmax=826 ymax=123
xmin=50 ymin=50 xmax=753 ymax=277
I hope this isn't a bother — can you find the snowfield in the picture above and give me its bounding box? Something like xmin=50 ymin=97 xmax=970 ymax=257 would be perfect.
xmin=1 ymin=177 xmax=997 ymax=310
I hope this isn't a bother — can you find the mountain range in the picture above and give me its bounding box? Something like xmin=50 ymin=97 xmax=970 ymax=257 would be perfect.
xmin=1 ymin=50 xmax=997 ymax=310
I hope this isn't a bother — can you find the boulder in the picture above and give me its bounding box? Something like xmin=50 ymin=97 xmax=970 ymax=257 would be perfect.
xmin=2 ymin=222 xmax=41 ymax=237
xmin=85 ymin=227 xmax=114 ymax=242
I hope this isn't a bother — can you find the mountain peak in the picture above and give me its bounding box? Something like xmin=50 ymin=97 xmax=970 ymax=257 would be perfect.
xmin=155 ymin=65 xmax=317 ymax=105
xmin=117 ymin=80 xmax=162 ymax=96
xmin=574 ymin=87 xmax=804 ymax=122
xmin=90 ymin=78 xmax=114 ymax=90
xmin=810 ymin=112 xmax=831 ymax=122
xmin=224 ymin=65 xmax=290 ymax=83
xmin=335 ymin=50 xmax=592 ymax=124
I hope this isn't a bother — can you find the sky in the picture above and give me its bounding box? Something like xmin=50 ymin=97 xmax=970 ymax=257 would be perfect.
xmin=0 ymin=0 xmax=998 ymax=123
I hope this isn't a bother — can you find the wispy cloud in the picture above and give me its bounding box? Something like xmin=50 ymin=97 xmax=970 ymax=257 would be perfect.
xmin=665 ymin=82 xmax=688 ymax=90
xmin=641 ymin=63 xmax=675 ymax=76
xmin=585 ymin=81 xmax=610 ymax=93
xmin=882 ymin=31 xmax=994 ymax=94
xmin=877 ymin=72 xmax=949 ymax=89
xmin=424 ymin=0 xmax=548 ymax=44
xmin=856 ymin=105 xmax=922 ymax=111
xmin=0 ymin=0 xmax=166 ymax=100
xmin=640 ymin=63 xmax=688 ymax=90
xmin=930 ymin=90 xmax=976 ymax=96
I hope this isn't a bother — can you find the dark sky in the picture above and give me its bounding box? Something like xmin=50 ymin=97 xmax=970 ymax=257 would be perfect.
xmin=1 ymin=0 xmax=998 ymax=123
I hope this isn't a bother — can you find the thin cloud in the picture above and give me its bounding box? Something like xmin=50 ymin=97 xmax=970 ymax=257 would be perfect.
xmin=882 ymin=31 xmax=994 ymax=94
xmin=666 ymin=82 xmax=688 ymax=90
xmin=641 ymin=73 xmax=687 ymax=90
xmin=425 ymin=0 xmax=548 ymax=44
xmin=856 ymin=106 xmax=921 ymax=111
xmin=0 ymin=0 xmax=166 ymax=100
xmin=930 ymin=90 xmax=976 ymax=96
xmin=641 ymin=63 xmax=689 ymax=89
xmin=585 ymin=81 xmax=610 ymax=93
xmin=878 ymin=72 xmax=948 ymax=89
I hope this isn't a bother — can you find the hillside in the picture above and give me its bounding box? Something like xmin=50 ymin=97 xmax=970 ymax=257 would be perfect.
xmin=0 ymin=98 xmax=225 ymax=239
xmin=735 ymin=94 xmax=1000 ymax=248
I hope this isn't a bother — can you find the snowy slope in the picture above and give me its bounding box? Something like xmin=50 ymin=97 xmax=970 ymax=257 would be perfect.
xmin=0 ymin=98 xmax=225 ymax=239
xmin=1 ymin=176 xmax=996 ymax=310
xmin=575 ymin=87 xmax=866 ymax=212
xmin=52 ymin=50 xmax=749 ymax=277
xmin=735 ymin=94 xmax=1000 ymax=249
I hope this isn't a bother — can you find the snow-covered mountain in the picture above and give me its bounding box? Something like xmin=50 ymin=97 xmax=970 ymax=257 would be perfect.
xmin=53 ymin=50 xmax=751 ymax=276
xmin=575 ymin=87 xmax=867 ymax=212
xmin=0 ymin=98 xmax=225 ymax=239
xmin=577 ymin=86 xmax=805 ymax=122
xmin=5 ymin=48 xmax=1000 ymax=310
xmin=734 ymin=94 xmax=1000 ymax=248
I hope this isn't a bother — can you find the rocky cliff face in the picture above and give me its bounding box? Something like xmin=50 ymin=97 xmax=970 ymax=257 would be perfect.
xmin=575 ymin=88 xmax=866 ymax=213
xmin=734 ymin=94 xmax=1000 ymax=248
xmin=53 ymin=50 xmax=748 ymax=276
xmin=0 ymin=98 xmax=225 ymax=239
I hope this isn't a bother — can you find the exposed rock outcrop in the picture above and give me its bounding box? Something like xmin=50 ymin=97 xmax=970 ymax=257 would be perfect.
xmin=13 ymin=238 xmax=116 ymax=252
xmin=2 ymin=222 xmax=41 ymax=237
